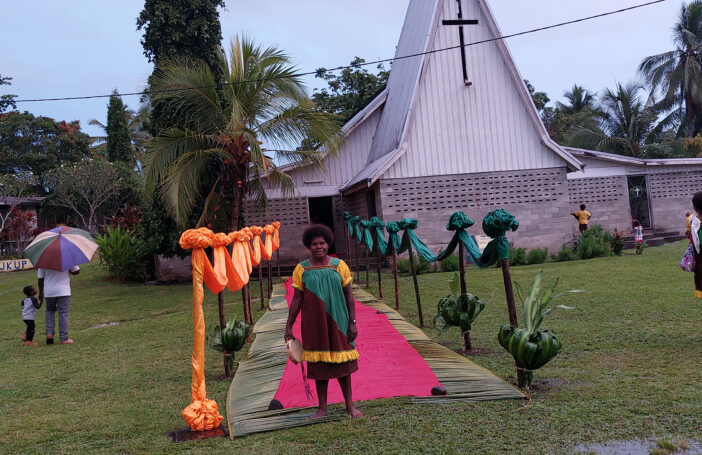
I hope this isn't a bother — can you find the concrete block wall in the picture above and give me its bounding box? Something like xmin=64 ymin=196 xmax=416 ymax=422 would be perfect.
xmin=378 ymin=167 xmax=574 ymax=254
xmin=567 ymin=175 xmax=631 ymax=234
xmin=648 ymin=171 xmax=702 ymax=233
xmin=244 ymin=197 xmax=310 ymax=265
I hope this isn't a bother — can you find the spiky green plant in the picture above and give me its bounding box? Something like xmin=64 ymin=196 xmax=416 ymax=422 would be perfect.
xmin=207 ymin=316 xmax=250 ymax=370
xmin=433 ymin=272 xmax=485 ymax=351
xmin=498 ymin=272 xmax=581 ymax=387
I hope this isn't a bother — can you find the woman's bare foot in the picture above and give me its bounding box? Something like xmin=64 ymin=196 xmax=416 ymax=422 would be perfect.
xmin=310 ymin=408 xmax=327 ymax=419
xmin=346 ymin=405 xmax=363 ymax=418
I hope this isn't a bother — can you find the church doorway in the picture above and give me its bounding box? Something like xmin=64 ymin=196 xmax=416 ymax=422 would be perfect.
xmin=308 ymin=196 xmax=336 ymax=254
xmin=627 ymin=175 xmax=652 ymax=229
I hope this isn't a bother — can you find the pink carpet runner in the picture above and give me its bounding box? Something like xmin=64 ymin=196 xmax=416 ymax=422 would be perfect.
xmin=274 ymin=279 xmax=441 ymax=408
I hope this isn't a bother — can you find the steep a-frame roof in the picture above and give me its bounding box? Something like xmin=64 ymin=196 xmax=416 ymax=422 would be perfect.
xmin=341 ymin=0 xmax=581 ymax=192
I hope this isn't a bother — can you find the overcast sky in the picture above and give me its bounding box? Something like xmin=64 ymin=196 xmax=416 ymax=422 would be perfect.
xmin=1 ymin=0 xmax=682 ymax=137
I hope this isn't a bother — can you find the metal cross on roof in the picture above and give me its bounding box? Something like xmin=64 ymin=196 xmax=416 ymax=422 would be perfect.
xmin=442 ymin=0 xmax=479 ymax=86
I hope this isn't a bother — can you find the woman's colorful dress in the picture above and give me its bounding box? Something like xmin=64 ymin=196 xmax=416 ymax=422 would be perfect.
xmin=691 ymin=215 xmax=702 ymax=299
xmin=291 ymin=258 xmax=359 ymax=379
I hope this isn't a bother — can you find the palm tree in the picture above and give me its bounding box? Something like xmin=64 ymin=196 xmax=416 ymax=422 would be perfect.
xmin=567 ymin=81 xmax=682 ymax=157
xmin=557 ymin=85 xmax=595 ymax=114
xmin=144 ymin=36 xmax=342 ymax=230
xmin=639 ymin=1 xmax=702 ymax=137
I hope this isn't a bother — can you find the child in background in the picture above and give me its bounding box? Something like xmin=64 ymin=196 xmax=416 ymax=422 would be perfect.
xmin=21 ymin=285 xmax=41 ymax=346
xmin=571 ymin=204 xmax=591 ymax=233
xmin=633 ymin=220 xmax=644 ymax=245
xmin=686 ymin=212 xmax=693 ymax=241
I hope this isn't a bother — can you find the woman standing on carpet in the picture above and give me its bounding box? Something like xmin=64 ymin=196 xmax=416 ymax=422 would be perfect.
xmin=284 ymin=224 xmax=362 ymax=418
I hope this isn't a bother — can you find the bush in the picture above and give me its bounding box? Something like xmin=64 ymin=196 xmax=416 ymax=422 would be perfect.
xmin=439 ymin=253 xmax=459 ymax=272
xmin=416 ymin=254 xmax=433 ymax=274
xmin=550 ymin=246 xmax=574 ymax=262
xmin=527 ymin=248 xmax=549 ymax=265
xmin=611 ymin=229 xmax=624 ymax=256
xmin=96 ymin=226 xmax=148 ymax=281
xmin=397 ymin=258 xmax=410 ymax=274
xmin=576 ymin=224 xmax=612 ymax=260
xmin=509 ymin=242 xmax=527 ymax=266
xmin=396 ymin=255 xmax=434 ymax=274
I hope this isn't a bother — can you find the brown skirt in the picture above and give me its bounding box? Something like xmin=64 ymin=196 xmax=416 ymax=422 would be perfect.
xmin=307 ymin=359 xmax=359 ymax=380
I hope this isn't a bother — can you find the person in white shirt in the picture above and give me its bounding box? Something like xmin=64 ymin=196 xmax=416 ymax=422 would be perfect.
xmin=38 ymin=265 xmax=80 ymax=345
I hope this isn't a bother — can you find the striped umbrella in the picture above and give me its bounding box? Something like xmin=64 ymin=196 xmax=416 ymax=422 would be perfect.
xmin=23 ymin=226 xmax=98 ymax=271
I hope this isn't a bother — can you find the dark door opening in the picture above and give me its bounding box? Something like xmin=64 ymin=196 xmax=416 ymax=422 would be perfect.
xmin=308 ymin=196 xmax=336 ymax=254
xmin=365 ymin=189 xmax=377 ymax=218
xmin=627 ymin=175 xmax=651 ymax=229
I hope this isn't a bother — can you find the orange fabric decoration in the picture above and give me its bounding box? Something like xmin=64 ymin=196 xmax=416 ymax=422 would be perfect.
xmin=240 ymin=227 xmax=254 ymax=275
xmin=179 ymin=229 xmax=224 ymax=431
xmin=226 ymin=230 xmax=252 ymax=292
xmin=249 ymin=226 xmax=263 ymax=266
xmin=272 ymin=221 xmax=281 ymax=251
xmin=262 ymin=224 xmax=275 ymax=260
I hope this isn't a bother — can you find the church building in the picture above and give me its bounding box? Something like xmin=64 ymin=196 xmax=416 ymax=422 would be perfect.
xmin=247 ymin=0 xmax=702 ymax=264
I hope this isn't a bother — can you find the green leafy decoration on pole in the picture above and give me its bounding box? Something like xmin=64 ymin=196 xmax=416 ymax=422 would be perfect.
xmin=433 ymin=272 xmax=485 ymax=351
xmin=497 ymin=272 xmax=581 ymax=387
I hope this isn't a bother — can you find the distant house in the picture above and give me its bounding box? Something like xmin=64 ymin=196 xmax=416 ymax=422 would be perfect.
xmin=246 ymin=0 xmax=699 ymax=265
xmin=0 ymin=196 xmax=43 ymax=229
xmin=0 ymin=196 xmax=43 ymax=256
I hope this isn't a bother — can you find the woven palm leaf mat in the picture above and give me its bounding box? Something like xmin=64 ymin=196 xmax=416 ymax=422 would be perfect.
xmin=226 ymin=283 xmax=524 ymax=438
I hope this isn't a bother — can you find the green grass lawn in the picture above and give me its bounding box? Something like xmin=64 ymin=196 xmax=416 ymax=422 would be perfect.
xmin=1 ymin=242 xmax=700 ymax=454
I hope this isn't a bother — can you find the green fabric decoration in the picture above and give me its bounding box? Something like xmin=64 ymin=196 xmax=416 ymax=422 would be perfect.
xmin=343 ymin=212 xmax=354 ymax=239
xmin=360 ymin=220 xmax=374 ymax=252
xmin=386 ymin=221 xmax=402 ymax=254
xmin=435 ymin=212 xmax=485 ymax=267
xmin=473 ymin=209 xmax=519 ymax=267
xmin=369 ymin=216 xmax=388 ymax=255
xmin=398 ymin=218 xmax=437 ymax=262
xmin=351 ymin=216 xmax=362 ymax=243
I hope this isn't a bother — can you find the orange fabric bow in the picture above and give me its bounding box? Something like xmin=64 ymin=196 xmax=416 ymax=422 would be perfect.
xmin=226 ymin=230 xmax=252 ymax=292
xmin=262 ymin=224 xmax=275 ymax=260
xmin=272 ymin=221 xmax=281 ymax=251
xmin=249 ymin=226 xmax=263 ymax=266
xmin=179 ymin=229 xmax=224 ymax=431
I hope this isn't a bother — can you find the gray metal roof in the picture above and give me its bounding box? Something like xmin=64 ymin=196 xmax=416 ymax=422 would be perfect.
xmin=565 ymin=147 xmax=702 ymax=166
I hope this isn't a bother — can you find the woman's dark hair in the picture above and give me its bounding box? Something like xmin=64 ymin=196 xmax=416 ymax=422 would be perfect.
xmin=580 ymin=204 xmax=586 ymax=210
xmin=23 ymin=285 xmax=34 ymax=297
xmin=693 ymin=191 xmax=702 ymax=213
xmin=302 ymin=224 xmax=334 ymax=248
xmin=633 ymin=219 xmax=640 ymax=227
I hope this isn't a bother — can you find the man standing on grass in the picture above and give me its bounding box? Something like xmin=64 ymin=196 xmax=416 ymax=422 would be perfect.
xmin=38 ymin=266 xmax=80 ymax=345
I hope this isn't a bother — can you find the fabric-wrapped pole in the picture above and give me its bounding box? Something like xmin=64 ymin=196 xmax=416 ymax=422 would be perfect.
xmin=361 ymin=220 xmax=373 ymax=287
xmin=386 ymin=221 xmax=401 ymax=310
xmin=249 ymin=226 xmax=265 ymax=310
xmin=370 ymin=217 xmax=386 ymax=298
xmin=398 ymin=219 xmax=425 ymax=327
xmin=350 ymin=216 xmax=361 ymax=283
xmin=272 ymin=221 xmax=281 ymax=278
xmin=343 ymin=211 xmax=353 ymax=266
xmin=179 ymin=228 xmax=225 ymax=431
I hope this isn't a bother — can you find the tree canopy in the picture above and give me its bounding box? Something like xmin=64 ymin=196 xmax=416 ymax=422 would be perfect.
xmin=313 ymin=57 xmax=389 ymax=124
xmin=0 ymin=74 xmax=17 ymax=114
xmin=0 ymin=111 xmax=92 ymax=192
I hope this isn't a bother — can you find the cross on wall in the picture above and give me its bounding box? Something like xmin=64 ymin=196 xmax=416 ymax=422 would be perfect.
xmin=442 ymin=0 xmax=479 ymax=86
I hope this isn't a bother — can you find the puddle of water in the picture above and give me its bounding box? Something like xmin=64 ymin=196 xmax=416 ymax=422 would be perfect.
xmin=167 ymin=424 xmax=229 ymax=442
xmin=89 ymin=322 xmax=120 ymax=329
xmin=574 ymin=440 xmax=702 ymax=455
